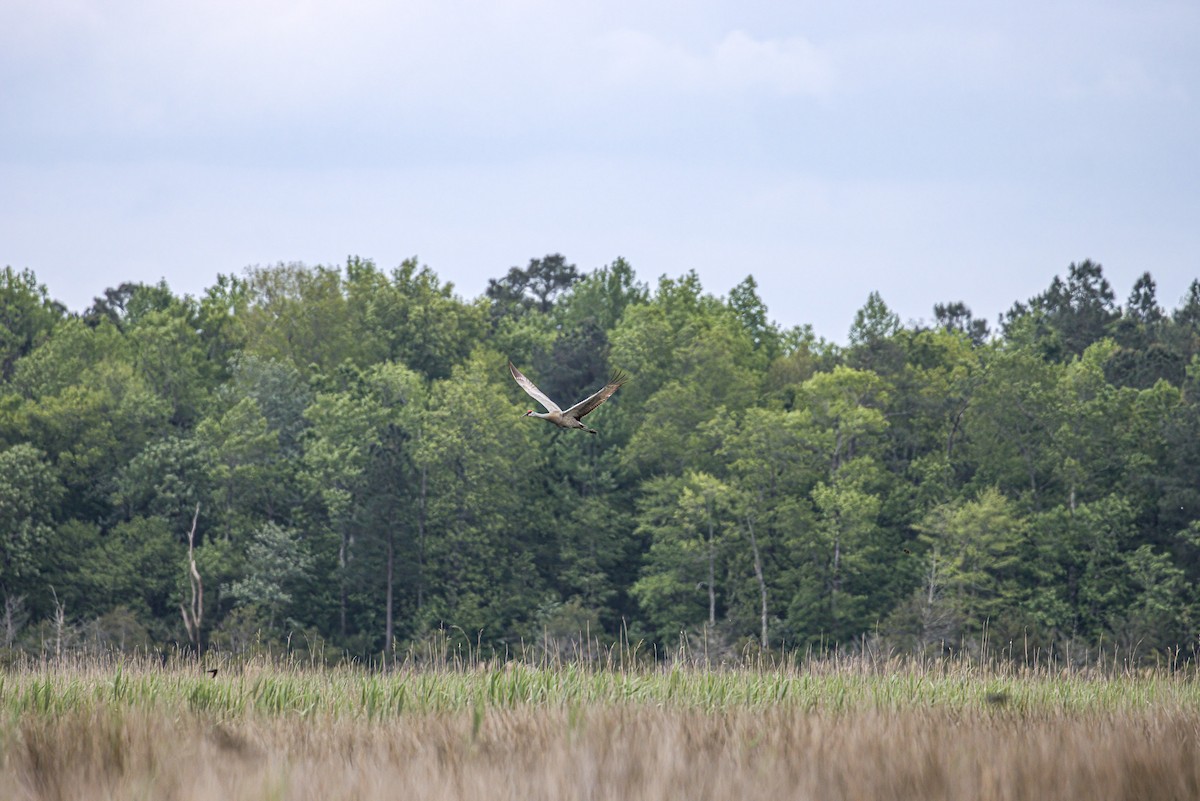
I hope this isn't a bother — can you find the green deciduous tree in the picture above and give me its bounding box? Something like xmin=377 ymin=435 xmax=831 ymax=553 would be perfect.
xmin=125 ymin=298 xmax=216 ymax=426
xmin=228 ymin=521 xmax=314 ymax=631
xmin=0 ymin=444 xmax=63 ymax=604
xmin=915 ymin=487 xmax=1025 ymax=642
xmin=718 ymin=407 xmax=820 ymax=648
xmin=81 ymin=516 xmax=179 ymax=631
xmin=632 ymin=472 xmax=735 ymax=645
xmin=14 ymin=359 xmax=170 ymax=520
xmin=614 ymin=274 xmax=762 ymax=476
xmin=0 ymin=267 xmax=65 ymax=381
xmin=301 ymin=380 xmax=382 ymax=640
xmin=795 ymin=366 xmax=889 ymax=474
xmin=961 ymin=344 xmax=1060 ymax=507
xmin=352 ymin=257 xmax=487 ymax=380
xmin=411 ymin=350 xmax=549 ymax=643
xmin=197 ymin=397 xmax=282 ymax=537
xmin=792 ymin=464 xmax=888 ymax=644
xmin=238 ymin=261 xmax=379 ymax=376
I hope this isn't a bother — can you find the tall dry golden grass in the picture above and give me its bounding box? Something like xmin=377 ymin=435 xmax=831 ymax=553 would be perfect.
xmin=7 ymin=703 xmax=1199 ymax=801
xmin=1 ymin=656 xmax=1197 ymax=800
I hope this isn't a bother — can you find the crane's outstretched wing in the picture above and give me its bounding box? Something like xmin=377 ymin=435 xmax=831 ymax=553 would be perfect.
xmin=564 ymin=370 xmax=629 ymax=421
xmin=509 ymin=362 xmax=562 ymax=413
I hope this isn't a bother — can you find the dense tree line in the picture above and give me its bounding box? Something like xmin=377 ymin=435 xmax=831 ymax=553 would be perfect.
xmin=1 ymin=257 xmax=1199 ymax=663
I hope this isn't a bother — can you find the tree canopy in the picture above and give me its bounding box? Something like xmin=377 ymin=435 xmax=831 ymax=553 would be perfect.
xmin=1 ymin=255 xmax=1198 ymax=664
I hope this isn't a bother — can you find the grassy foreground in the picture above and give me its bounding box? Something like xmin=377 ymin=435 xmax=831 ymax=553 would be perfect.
xmin=1 ymin=655 xmax=1198 ymax=800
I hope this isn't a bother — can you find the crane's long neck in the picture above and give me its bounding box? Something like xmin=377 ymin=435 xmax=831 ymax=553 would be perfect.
xmin=526 ymin=410 xmax=551 ymax=420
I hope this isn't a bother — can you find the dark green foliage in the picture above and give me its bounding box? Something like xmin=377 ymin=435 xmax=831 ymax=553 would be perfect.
xmin=2 ymin=257 xmax=1199 ymax=662
xmin=0 ymin=444 xmax=64 ymax=605
xmin=0 ymin=267 xmax=66 ymax=381
xmin=1002 ymin=259 xmax=1119 ymax=360
xmin=932 ymin=301 xmax=990 ymax=346
xmin=487 ymin=253 xmax=580 ymax=320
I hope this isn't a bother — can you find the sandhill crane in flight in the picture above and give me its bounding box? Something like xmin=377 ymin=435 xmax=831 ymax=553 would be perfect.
xmin=509 ymin=361 xmax=628 ymax=434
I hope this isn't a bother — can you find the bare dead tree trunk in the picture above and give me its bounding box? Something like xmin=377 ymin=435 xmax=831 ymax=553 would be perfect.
xmin=946 ymin=398 xmax=970 ymax=459
xmin=2 ymin=594 xmax=26 ymax=650
xmin=180 ymin=504 xmax=204 ymax=655
xmin=50 ymin=587 xmax=65 ymax=661
xmin=385 ymin=527 xmax=394 ymax=656
xmin=745 ymin=514 xmax=769 ymax=649
xmin=831 ymin=520 xmax=842 ymax=623
xmin=706 ymin=506 xmax=717 ymax=628
xmin=339 ymin=530 xmax=348 ymax=639
xmin=927 ymin=548 xmax=938 ymax=608
xmin=418 ymin=464 xmax=427 ymax=613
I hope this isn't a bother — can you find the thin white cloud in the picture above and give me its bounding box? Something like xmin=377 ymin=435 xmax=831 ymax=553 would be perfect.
xmin=1 ymin=0 xmax=583 ymax=136
xmin=714 ymin=30 xmax=833 ymax=95
xmin=599 ymin=28 xmax=833 ymax=96
xmin=825 ymin=24 xmax=1011 ymax=94
xmin=1055 ymin=56 xmax=1189 ymax=102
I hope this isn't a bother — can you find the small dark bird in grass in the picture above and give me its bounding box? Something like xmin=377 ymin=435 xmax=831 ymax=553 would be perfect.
xmin=985 ymin=691 xmax=1009 ymax=706
xmin=207 ymin=668 xmax=218 ymax=678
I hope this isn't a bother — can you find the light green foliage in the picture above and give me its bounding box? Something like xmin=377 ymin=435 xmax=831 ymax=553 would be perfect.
xmin=488 ymin=309 xmax=560 ymax=381
xmin=14 ymin=358 xmax=169 ymax=516
xmin=915 ymin=488 xmax=1026 ymax=639
xmin=1115 ymin=544 xmax=1188 ymax=647
xmin=1050 ymin=340 xmax=1139 ymax=505
xmin=8 ymin=317 xmax=127 ymax=400
xmin=302 ymin=390 xmax=378 ymax=520
xmin=351 ymin=257 xmax=488 ymax=379
xmin=113 ymin=286 xmax=217 ymax=426
xmin=614 ymin=273 xmax=762 ymax=475
xmin=299 ymin=378 xmax=387 ymax=642
xmin=791 ymin=463 xmax=888 ymax=641
xmin=229 ymin=522 xmax=314 ymax=629
xmin=794 ymin=366 xmax=889 ymax=472
xmin=237 ymin=261 xmax=381 ymax=376
xmin=849 ymin=291 xmax=901 ymax=344
xmin=883 ymin=327 xmax=981 ymax=473
xmin=716 ymin=407 xmax=819 ymax=646
xmin=194 ymin=273 xmax=250 ymax=365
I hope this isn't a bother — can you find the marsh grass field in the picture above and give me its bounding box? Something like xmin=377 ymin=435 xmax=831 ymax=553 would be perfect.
xmin=1 ymin=650 xmax=1198 ymax=800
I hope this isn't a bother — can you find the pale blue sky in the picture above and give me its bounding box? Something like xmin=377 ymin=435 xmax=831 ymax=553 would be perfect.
xmin=2 ymin=0 xmax=1197 ymax=341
